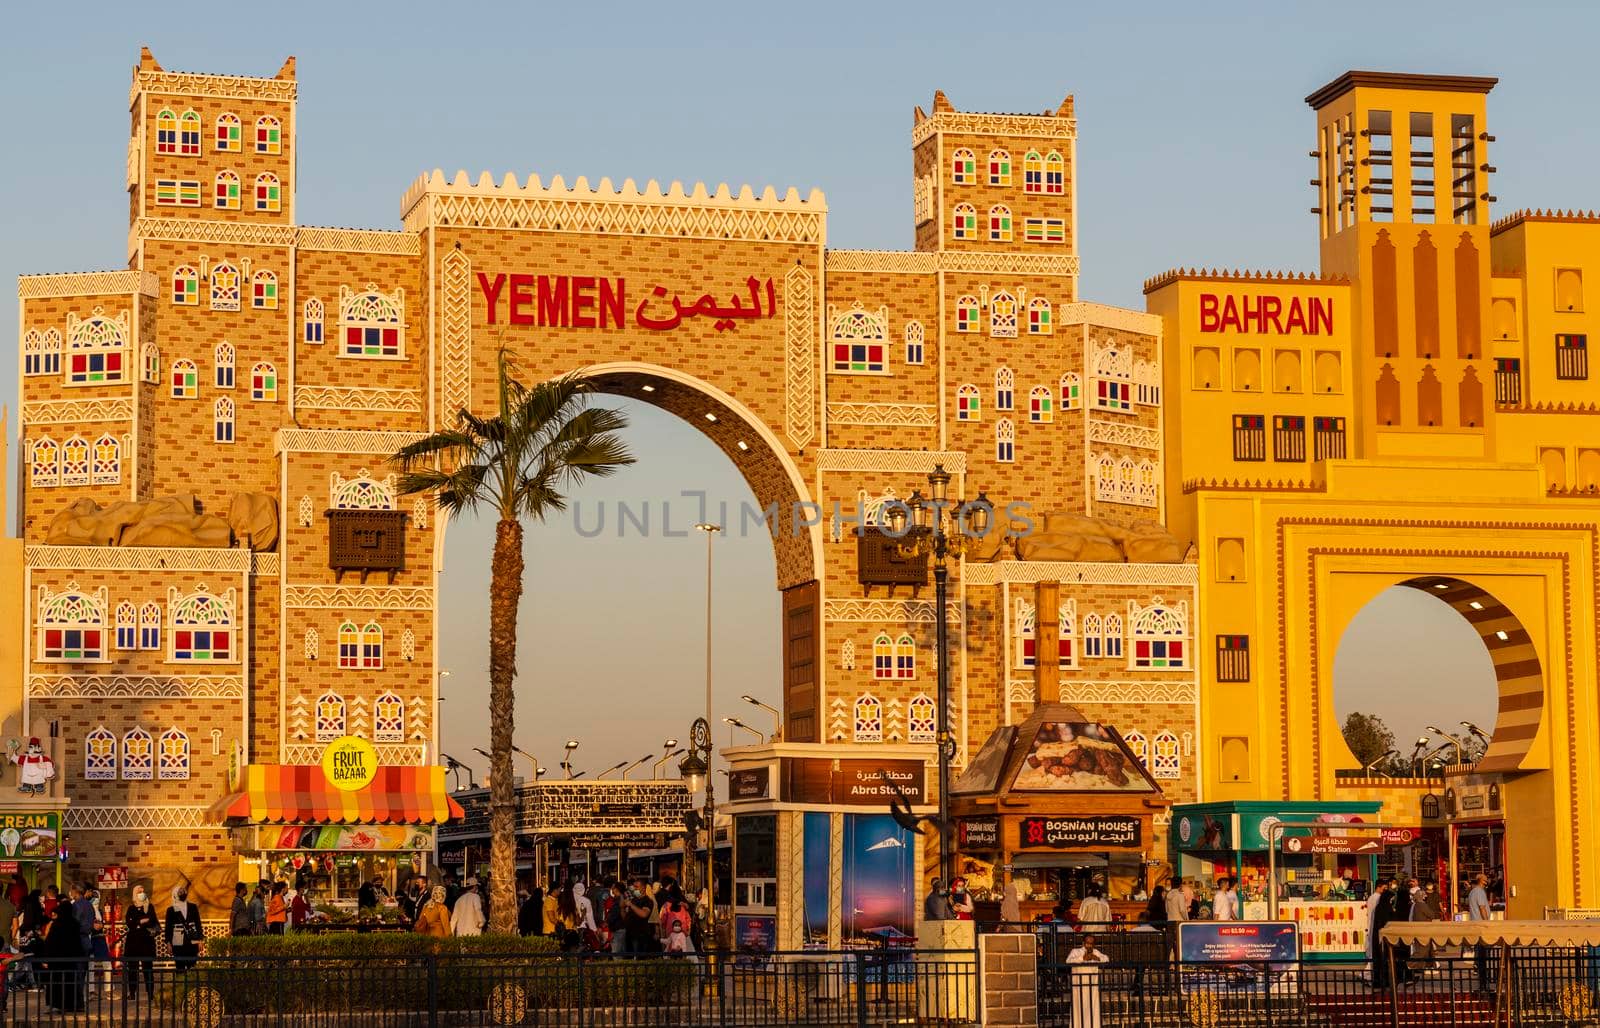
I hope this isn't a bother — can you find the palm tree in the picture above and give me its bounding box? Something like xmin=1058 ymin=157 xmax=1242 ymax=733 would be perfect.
xmin=392 ymin=352 xmax=634 ymax=933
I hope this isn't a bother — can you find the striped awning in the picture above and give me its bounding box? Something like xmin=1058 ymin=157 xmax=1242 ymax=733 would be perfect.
xmin=209 ymin=764 xmax=465 ymax=825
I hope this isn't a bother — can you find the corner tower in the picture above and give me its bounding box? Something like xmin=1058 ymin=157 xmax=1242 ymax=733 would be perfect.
xmin=1309 ymin=72 xmax=1498 ymax=458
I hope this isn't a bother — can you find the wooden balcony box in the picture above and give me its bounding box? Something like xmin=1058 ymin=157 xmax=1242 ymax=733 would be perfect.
xmin=325 ymin=508 xmax=408 ymax=583
xmin=857 ymin=528 xmax=928 ymax=593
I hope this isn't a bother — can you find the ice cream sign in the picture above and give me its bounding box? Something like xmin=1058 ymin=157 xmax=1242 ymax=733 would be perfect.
xmin=0 ymin=812 xmax=59 ymax=860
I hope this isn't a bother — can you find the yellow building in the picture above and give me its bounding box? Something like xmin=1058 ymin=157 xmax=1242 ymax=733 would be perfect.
xmin=1148 ymin=71 xmax=1600 ymax=917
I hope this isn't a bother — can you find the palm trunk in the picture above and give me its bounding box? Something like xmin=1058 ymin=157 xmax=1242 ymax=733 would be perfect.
xmin=486 ymin=516 xmax=523 ymax=934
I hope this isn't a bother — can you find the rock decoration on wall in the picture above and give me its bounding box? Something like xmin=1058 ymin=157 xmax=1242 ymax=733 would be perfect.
xmin=45 ymin=494 xmax=279 ymax=551
xmin=969 ymin=512 xmax=1185 ymax=564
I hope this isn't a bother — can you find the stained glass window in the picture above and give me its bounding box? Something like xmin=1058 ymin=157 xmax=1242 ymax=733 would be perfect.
xmin=316 ymin=692 xmax=347 ymax=741
xmin=60 ymin=436 xmax=90 ymax=486
xmin=1023 ymin=150 xmax=1044 ymax=193
xmin=156 ymin=109 xmax=178 ymax=154
xmin=1104 ymin=613 xmax=1124 ymax=659
xmin=171 ymin=359 xmax=198 ymax=399
xmin=872 ymin=633 xmax=894 ymax=680
xmin=303 ymin=298 xmax=325 ymax=344
xmin=1044 ymin=151 xmax=1066 ymax=195
xmin=139 ymin=602 xmax=161 ymax=650
xmin=988 ymin=149 xmax=1012 ymax=186
xmin=853 ymin=693 xmax=883 ymax=743
xmin=893 ymin=635 xmax=915 ymax=679
xmin=1129 ymin=599 xmax=1187 ymax=670
xmin=215 ymin=170 xmax=241 ymax=210
xmin=1082 ymin=613 xmax=1104 ymax=659
xmin=375 ymin=692 xmax=405 ymax=742
xmin=251 ymin=271 xmax=278 ymax=310
xmin=155 ymin=179 xmax=201 ymax=206
xmin=955 ymin=296 xmax=979 ymax=333
xmin=830 ymin=305 xmax=886 ymax=373
xmin=121 ymin=727 xmax=153 ymax=781
xmin=255 ymin=116 xmax=282 ymax=155
xmin=995 ymin=418 xmax=1015 ymax=463
xmin=990 ymin=292 xmax=1018 ymax=338
xmin=1060 ymin=372 xmax=1083 ymax=411
xmin=1029 ymin=385 xmax=1053 ymax=423
xmin=951 ymin=148 xmax=975 ymax=185
xmin=255 ymin=173 xmax=281 ymax=213
xmin=38 ymin=584 xmax=107 ymax=662
xmin=214 ymin=341 xmax=235 ymax=388
xmin=907 ymin=694 xmax=936 ymax=744
xmin=251 ymin=362 xmax=278 ymax=401
xmin=360 ymin=623 xmax=384 ymax=670
xmin=994 ymin=367 xmax=1014 ymax=411
xmin=904 ymin=320 xmax=925 ymax=365
xmin=169 ymin=586 xmax=235 ymax=662
xmin=340 ymin=286 xmax=405 ymax=358
xmin=23 ymin=328 xmax=62 ymax=376
xmin=1124 ymin=730 xmax=1149 ymax=769
xmin=1028 ymin=298 xmax=1053 ymax=335
xmin=988 ymin=205 xmax=1012 ymax=242
xmin=952 ymin=203 xmax=976 ymax=240
xmin=1023 ymin=218 xmax=1067 ymax=243
xmin=85 ymin=726 xmax=117 ymax=781
xmin=1092 ymin=342 xmax=1133 ymax=412
xmin=91 ymin=433 xmax=121 ymax=485
xmin=215 ymin=112 xmax=242 ymax=152
xmin=66 ymin=310 xmax=127 ymax=385
xmin=115 ymin=602 xmax=137 ymax=650
xmin=1151 ymin=731 xmax=1181 ymax=779
xmin=956 ymin=384 xmax=979 ymax=421
xmin=338 ymin=622 xmax=360 ymax=669
xmin=215 ymin=397 xmax=235 ymax=443
xmin=211 ymin=263 xmax=241 ymax=311
xmin=158 ymin=727 xmax=190 ymax=780
xmin=178 ymin=111 xmax=201 ymax=156
xmin=29 ymin=436 xmax=58 ymax=488
xmin=172 ymin=265 xmax=199 ymax=306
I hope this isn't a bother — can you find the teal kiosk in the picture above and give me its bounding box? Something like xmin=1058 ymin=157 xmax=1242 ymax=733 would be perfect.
xmin=1170 ymin=800 xmax=1381 ymax=961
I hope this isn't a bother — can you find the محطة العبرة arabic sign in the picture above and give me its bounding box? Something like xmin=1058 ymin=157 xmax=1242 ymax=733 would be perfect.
xmin=1018 ymin=816 xmax=1141 ymax=849
xmin=478 ymin=273 xmax=779 ymax=333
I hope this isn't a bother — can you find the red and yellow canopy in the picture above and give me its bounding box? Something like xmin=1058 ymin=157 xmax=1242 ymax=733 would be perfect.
xmin=210 ymin=764 xmax=464 ymax=825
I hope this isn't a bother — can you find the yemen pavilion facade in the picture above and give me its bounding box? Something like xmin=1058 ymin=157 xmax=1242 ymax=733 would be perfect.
xmin=5 ymin=50 xmax=1600 ymax=927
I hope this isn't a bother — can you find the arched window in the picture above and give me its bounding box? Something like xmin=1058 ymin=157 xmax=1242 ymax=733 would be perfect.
xmin=330 ymin=471 xmax=397 ymax=510
xmin=853 ymin=693 xmax=884 ymax=743
xmin=255 ymin=172 xmax=281 ymax=213
xmin=141 ymin=343 xmax=160 ymax=384
xmin=171 ymin=359 xmax=198 ymax=399
xmin=255 ymin=115 xmax=282 ymax=155
xmin=338 ymin=622 xmax=361 ymax=669
xmin=990 ymin=291 xmax=1017 ymax=337
xmin=340 ymin=285 xmax=405 ymax=359
xmin=1151 ymin=731 xmax=1181 ymax=779
xmin=121 ymin=727 xmax=154 ymax=780
xmin=1091 ymin=341 xmax=1133 ymax=412
xmin=375 ymin=692 xmax=405 ymax=742
xmin=988 ymin=149 xmax=1012 ymax=187
xmin=172 ymin=265 xmax=199 ymax=306
xmin=840 ymin=639 xmax=856 ymax=671
xmin=955 ymin=295 xmax=979 ymax=333
xmin=907 ymin=694 xmax=937 ymax=744
xmin=829 ymin=304 xmax=887 ymax=374
xmin=1029 ymin=385 xmax=1053 ymax=423
xmin=304 ymin=627 xmax=320 ymax=661
xmin=956 ymin=383 xmax=980 ymax=422
xmin=23 ymin=328 xmax=62 ymax=376
xmin=995 ymin=418 xmax=1015 ymax=463
xmin=1129 ymin=598 xmax=1187 ymax=670
xmin=872 ymin=633 xmax=894 ymax=680
xmin=91 ymin=433 xmax=121 ymax=485
xmin=251 ymin=270 xmax=278 ymax=310
xmin=178 ymin=111 xmax=201 ymax=155
xmin=1061 ymin=372 xmax=1082 ymax=411
xmin=115 ymin=602 xmax=137 ymax=650
xmin=994 ymin=367 xmax=1015 ymax=410
xmin=214 ymin=169 xmax=240 ymax=210
xmin=303 ymin=298 xmax=325 ymax=344
xmin=1118 ymin=457 xmax=1138 ymax=504
xmin=400 ymin=627 xmax=416 ymax=662
xmin=951 ymin=148 xmax=975 ymax=185
xmin=214 ymin=341 xmax=235 ymax=388
xmin=29 ymin=436 xmax=59 ymax=488
xmin=988 ymin=205 xmax=1012 ymax=243
xmin=316 ymin=692 xmax=347 ymax=740
xmin=1015 ymin=600 xmax=1036 ymax=668
xmin=1082 ymin=612 xmax=1104 ymax=659
xmin=158 ymin=727 xmax=191 ymax=780
xmin=1104 ymin=613 xmax=1124 ymax=659
xmin=1058 ymin=601 xmax=1077 ymax=668
xmin=215 ymin=112 xmax=242 ymax=152
xmin=85 ymin=726 xmax=117 ymax=781
xmin=1134 ymin=360 xmax=1161 ymax=406
xmin=1136 ymin=459 xmax=1159 ymax=507
xmin=1123 ymin=730 xmax=1149 ymax=769
xmin=1028 ymin=297 xmax=1053 ymax=335
xmin=60 ymin=436 xmax=90 ymax=486
xmin=952 ymin=203 xmax=977 ymax=240
xmin=904 ymin=320 xmax=925 ymax=365
xmin=66 ymin=309 xmax=128 ymax=385
xmin=893 ymin=634 xmax=916 ymax=679
xmin=1094 ymin=453 xmax=1117 ymax=502
xmin=1044 ymin=151 xmax=1066 ymax=194
xmin=169 ymin=586 xmax=235 ymax=662
xmin=210 ymin=262 xmax=241 ymax=311
xmin=139 ymin=601 xmax=161 ymax=650
xmin=214 ymin=397 xmax=235 ymax=443
xmin=251 ymin=361 xmax=278 ymax=402
xmin=1023 ymin=150 xmax=1044 ymax=193
xmin=155 ymin=109 xmax=178 ymax=154
xmin=360 ymin=623 xmax=384 ymax=669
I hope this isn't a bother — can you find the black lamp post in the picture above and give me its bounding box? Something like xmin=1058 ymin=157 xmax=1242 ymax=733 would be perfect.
xmin=886 ymin=464 xmax=991 ymax=886
xmin=679 ymin=717 xmax=714 ymax=931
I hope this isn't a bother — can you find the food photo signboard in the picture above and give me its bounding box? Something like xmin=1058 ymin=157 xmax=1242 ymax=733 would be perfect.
xmin=1010 ymin=723 xmax=1149 ymax=791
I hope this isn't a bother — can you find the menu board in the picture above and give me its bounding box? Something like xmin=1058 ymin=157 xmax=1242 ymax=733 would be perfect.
xmin=1279 ymin=900 xmax=1367 ymax=955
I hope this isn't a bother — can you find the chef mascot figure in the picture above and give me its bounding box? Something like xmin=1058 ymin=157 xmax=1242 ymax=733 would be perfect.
xmin=9 ymin=738 xmax=56 ymax=796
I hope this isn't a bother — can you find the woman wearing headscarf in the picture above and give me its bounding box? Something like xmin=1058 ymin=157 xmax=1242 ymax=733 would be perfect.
xmin=122 ymin=885 xmax=159 ymax=1003
xmin=572 ymin=881 xmax=599 ymax=950
xmin=39 ymin=901 xmax=85 ymax=1013
xmin=164 ymin=884 xmax=203 ymax=972
xmin=999 ymin=880 xmax=1023 ymax=931
xmin=413 ymin=886 xmax=451 ymax=938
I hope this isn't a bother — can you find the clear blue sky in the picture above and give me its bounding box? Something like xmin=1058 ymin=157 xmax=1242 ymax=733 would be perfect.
xmin=8 ymin=0 xmax=1580 ymax=775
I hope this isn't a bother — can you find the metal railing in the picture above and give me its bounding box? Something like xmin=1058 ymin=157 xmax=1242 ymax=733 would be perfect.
xmin=0 ymin=949 xmax=978 ymax=1026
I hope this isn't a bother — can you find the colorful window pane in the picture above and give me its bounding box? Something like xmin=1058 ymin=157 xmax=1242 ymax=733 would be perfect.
xmin=170 ymin=586 xmax=234 ymax=662
xmin=1129 ymin=599 xmax=1188 ymax=670
xmin=955 ymin=296 xmax=979 ymax=333
xmin=830 ymin=305 xmax=887 ymax=373
xmin=1028 ymin=298 xmax=1053 ymax=335
xmin=214 ymin=397 xmax=235 ymax=443
xmin=37 ymin=584 xmax=108 ymax=662
xmin=360 ymin=623 xmax=384 ymax=670
xmin=952 ymin=203 xmax=976 ymax=240
xmin=338 ymin=622 xmax=360 ymax=669
xmin=211 ymin=263 xmax=241 ymax=311
xmin=155 ymin=109 xmax=178 ymax=154
xmin=1151 ymin=731 xmax=1181 ymax=779
xmin=904 ymin=320 xmax=924 ymax=365
xmin=178 ymin=111 xmax=201 ymax=156
xmin=171 ymin=359 xmax=198 ymax=398
xmin=215 ymin=169 xmax=241 ymax=209
xmin=994 ymin=367 xmax=1014 ymax=411
xmin=254 ymin=173 xmax=281 ymax=212
xmin=1044 ymin=151 xmax=1066 ymax=194
xmin=951 ymin=148 xmax=975 ymax=185
xmin=374 ymin=692 xmax=405 ymax=743
xmin=251 ymin=271 xmax=278 ymax=310
xmin=995 ymin=418 xmax=1015 ymax=463
xmin=853 ymin=693 xmax=883 ymax=744
xmin=250 ymin=361 xmax=277 ymax=400
xmin=172 ymin=265 xmax=199 ymax=305
xmin=988 ymin=149 xmax=1012 ymax=186
xmin=85 ymin=726 xmax=117 ymax=781
xmin=115 ymin=602 xmax=137 ymax=650
xmin=340 ymin=286 xmax=405 ymax=358
xmin=158 ymin=728 xmax=190 ymax=780
xmin=60 ymin=436 xmax=90 ymax=485
xmin=30 ymin=436 xmax=59 ymax=488
xmin=121 ymin=727 xmax=153 ymax=781
xmin=303 ymin=298 xmax=325 ymax=344
xmin=214 ymin=341 xmax=235 ymax=388
xmin=990 ymin=292 xmax=1018 ymax=337
xmin=872 ymin=634 xmax=894 ymax=680
xmin=66 ymin=310 xmax=127 ymax=386
xmin=956 ymin=384 xmax=979 ymax=421
xmin=139 ymin=602 xmax=161 ymax=650
xmin=1029 ymin=385 xmax=1053 ymax=423
xmin=255 ymin=116 xmax=282 ymax=154
xmin=1083 ymin=613 xmax=1104 ymax=659
xmin=907 ymin=695 xmax=936 ymax=744
xmin=316 ymin=692 xmax=347 ymax=741
xmin=215 ymin=112 xmax=242 ymax=152
xmin=1023 ymin=151 xmax=1044 ymax=193
xmin=91 ymin=433 xmax=121 ymax=485
xmin=893 ymin=635 xmax=915 ymax=680
xmin=988 ymin=205 xmax=1012 ymax=242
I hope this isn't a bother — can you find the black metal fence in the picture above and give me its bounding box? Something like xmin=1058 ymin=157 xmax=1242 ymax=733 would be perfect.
xmin=0 ymin=949 xmax=978 ymax=1026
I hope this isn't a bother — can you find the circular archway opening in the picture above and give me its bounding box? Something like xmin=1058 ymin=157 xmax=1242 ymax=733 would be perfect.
xmin=1333 ymin=579 xmax=1502 ymax=776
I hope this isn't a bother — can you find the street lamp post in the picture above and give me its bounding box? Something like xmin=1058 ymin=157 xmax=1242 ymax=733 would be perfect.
xmin=740 ymin=695 xmax=782 ymax=741
xmin=652 ymin=741 xmax=684 ymax=780
xmin=561 ymin=740 xmax=580 ymax=780
xmin=680 ymin=718 xmax=714 ymax=935
xmin=724 ymin=717 xmax=763 ymax=743
xmin=886 ymin=465 xmax=991 ymax=887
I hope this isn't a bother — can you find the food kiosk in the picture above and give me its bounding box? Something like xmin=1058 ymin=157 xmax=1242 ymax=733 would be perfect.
xmin=950 ymin=703 xmax=1166 ymax=924
xmin=1169 ymin=800 xmax=1380 ymax=960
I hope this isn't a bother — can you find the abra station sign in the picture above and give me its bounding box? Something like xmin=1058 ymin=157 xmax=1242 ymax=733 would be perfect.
xmin=1019 ymin=815 xmax=1141 ymax=849
xmin=1198 ymin=292 xmax=1334 ymax=336
xmin=478 ymin=273 xmax=779 ymax=333
xmin=322 ymin=735 xmax=378 ymax=792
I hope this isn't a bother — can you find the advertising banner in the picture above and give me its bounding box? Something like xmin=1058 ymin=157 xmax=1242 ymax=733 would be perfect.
xmin=258 ymin=825 xmax=434 ymax=851
xmin=1177 ymin=922 xmax=1300 ymax=995
xmin=0 ymin=812 xmax=59 ymax=860
xmin=1018 ymin=816 xmax=1140 ymax=848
